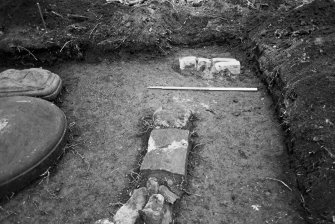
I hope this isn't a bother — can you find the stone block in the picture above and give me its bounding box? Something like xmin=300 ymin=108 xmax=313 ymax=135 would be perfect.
xmin=146 ymin=177 xmax=159 ymax=196
xmin=139 ymin=194 xmax=165 ymax=224
xmin=159 ymin=185 xmax=180 ymax=204
xmin=113 ymin=187 xmax=147 ymax=224
xmin=161 ymin=204 xmax=173 ymax=224
xmin=148 ymin=129 xmax=189 ymax=152
xmin=196 ymin=58 xmax=212 ymax=72
xmin=212 ymin=60 xmax=241 ymax=75
xmin=179 ymin=56 xmax=197 ymax=70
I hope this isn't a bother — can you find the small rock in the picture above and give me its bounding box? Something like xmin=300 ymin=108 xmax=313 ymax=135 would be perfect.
xmin=314 ymin=37 xmax=324 ymax=46
xmin=113 ymin=187 xmax=147 ymax=224
xmin=159 ymin=185 xmax=180 ymax=204
xmin=167 ymin=179 xmax=173 ymax=187
xmin=161 ymin=204 xmax=173 ymax=224
xmin=139 ymin=194 xmax=165 ymax=224
xmin=95 ymin=218 xmax=114 ymax=224
xmin=147 ymin=177 xmax=159 ymax=196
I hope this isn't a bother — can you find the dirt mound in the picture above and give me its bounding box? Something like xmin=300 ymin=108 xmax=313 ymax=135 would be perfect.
xmin=249 ymin=0 xmax=335 ymax=222
xmin=0 ymin=0 xmax=244 ymax=66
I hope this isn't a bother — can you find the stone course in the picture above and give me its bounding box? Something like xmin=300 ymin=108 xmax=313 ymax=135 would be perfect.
xmin=178 ymin=56 xmax=240 ymax=79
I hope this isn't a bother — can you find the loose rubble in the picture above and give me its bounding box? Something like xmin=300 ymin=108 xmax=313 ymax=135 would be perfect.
xmin=158 ymin=185 xmax=180 ymax=204
xmin=113 ymin=187 xmax=148 ymax=224
xmin=139 ymin=194 xmax=165 ymax=224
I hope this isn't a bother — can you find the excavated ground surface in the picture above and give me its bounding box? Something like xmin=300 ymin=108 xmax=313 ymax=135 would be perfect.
xmin=0 ymin=46 xmax=303 ymax=224
xmin=247 ymin=1 xmax=335 ymax=222
xmin=1 ymin=0 xmax=335 ymax=223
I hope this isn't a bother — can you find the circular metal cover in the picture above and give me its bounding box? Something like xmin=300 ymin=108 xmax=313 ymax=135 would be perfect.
xmin=0 ymin=96 xmax=67 ymax=197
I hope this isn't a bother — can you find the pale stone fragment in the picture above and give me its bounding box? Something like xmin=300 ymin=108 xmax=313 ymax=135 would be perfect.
xmin=113 ymin=187 xmax=147 ymax=224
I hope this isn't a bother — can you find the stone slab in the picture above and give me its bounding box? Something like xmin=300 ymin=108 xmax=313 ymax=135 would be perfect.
xmin=141 ymin=140 xmax=189 ymax=176
xmin=148 ymin=129 xmax=189 ymax=152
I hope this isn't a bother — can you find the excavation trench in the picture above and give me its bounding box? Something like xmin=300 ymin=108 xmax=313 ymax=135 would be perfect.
xmin=0 ymin=45 xmax=304 ymax=223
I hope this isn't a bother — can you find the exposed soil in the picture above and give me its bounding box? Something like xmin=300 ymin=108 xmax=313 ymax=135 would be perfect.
xmin=247 ymin=0 xmax=335 ymax=222
xmin=0 ymin=46 xmax=303 ymax=224
xmin=0 ymin=0 xmax=335 ymax=223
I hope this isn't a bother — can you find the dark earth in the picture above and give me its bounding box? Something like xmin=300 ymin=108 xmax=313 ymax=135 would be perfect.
xmin=0 ymin=0 xmax=334 ymax=223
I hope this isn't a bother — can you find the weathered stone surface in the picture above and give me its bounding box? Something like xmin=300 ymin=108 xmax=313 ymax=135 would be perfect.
xmin=141 ymin=138 xmax=189 ymax=176
xmin=141 ymin=172 xmax=185 ymax=197
xmin=161 ymin=204 xmax=173 ymax=224
xmin=146 ymin=177 xmax=159 ymax=196
xmin=178 ymin=56 xmax=241 ymax=79
xmin=196 ymin=58 xmax=212 ymax=71
xmin=139 ymin=194 xmax=165 ymax=224
xmin=113 ymin=187 xmax=147 ymax=224
xmin=179 ymin=56 xmax=197 ymax=70
xmin=95 ymin=218 xmax=114 ymax=224
xmin=159 ymin=185 xmax=180 ymax=204
xmin=211 ymin=57 xmax=238 ymax=63
xmin=213 ymin=60 xmax=241 ymax=75
xmin=153 ymin=106 xmax=192 ymax=129
xmin=148 ymin=129 xmax=189 ymax=152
